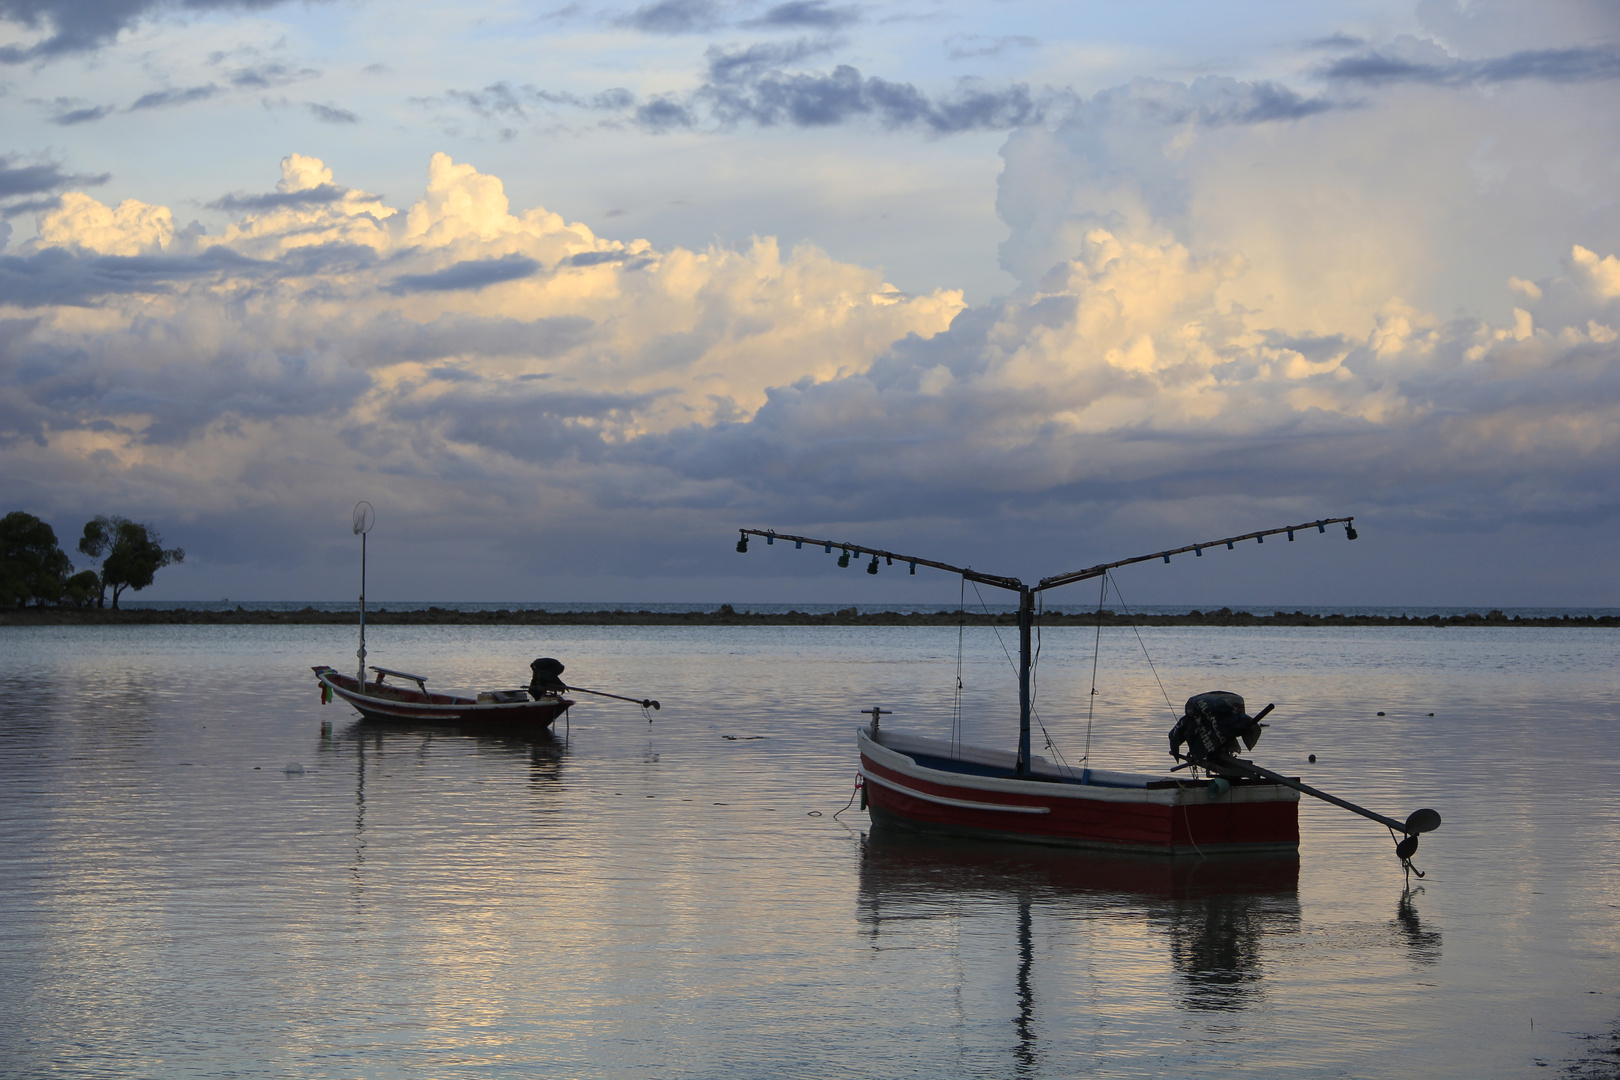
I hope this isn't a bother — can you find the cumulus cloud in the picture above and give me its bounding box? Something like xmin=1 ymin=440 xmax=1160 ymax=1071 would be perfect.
xmin=4 ymin=2 xmax=1618 ymax=601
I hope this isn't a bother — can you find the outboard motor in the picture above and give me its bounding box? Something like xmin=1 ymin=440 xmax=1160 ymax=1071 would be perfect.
xmin=1169 ymin=690 xmax=1269 ymax=764
xmin=529 ymin=657 xmax=567 ymax=698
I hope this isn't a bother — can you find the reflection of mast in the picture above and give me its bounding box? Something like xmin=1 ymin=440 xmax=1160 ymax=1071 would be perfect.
xmin=352 ymin=730 xmax=370 ymax=882
xmin=1012 ymin=895 xmax=1037 ymax=1075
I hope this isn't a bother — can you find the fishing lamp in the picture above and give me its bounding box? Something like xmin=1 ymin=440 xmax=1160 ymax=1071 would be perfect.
xmin=908 ymin=561 xmax=916 ymax=575
xmin=867 ymin=556 xmax=880 ymax=574
xmin=838 ymin=549 xmax=851 ymax=568
xmin=1317 ymin=520 xmax=1326 ymax=532
xmin=1287 ymin=528 xmax=1295 ymax=541
xmin=1194 ymin=546 xmax=1203 ymax=557
xmin=1163 ymin=553 xmax=1171 ymax=563
xmin=794 ymin=540 xmax=802 ymax=549
xmin=1345 ymin=522 xmax=1358 ymax=540
xmin=1257 ymin=534 xmax=1264 ymax=543
xmin=736 ymin=532 xmax=748 ymax=553
xmin=766 ymin=530 xmax=775 ymax=545
xmin=1226 ymin=540 xmax=1234 ymax=550
xmin=824 ymin=542 xmax=832 ymax=553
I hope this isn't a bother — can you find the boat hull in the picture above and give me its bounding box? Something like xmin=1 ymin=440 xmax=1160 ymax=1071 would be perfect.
xmin=859 ymin=727 xmax=1297 ymax=856
xmin=314 ymin=666 xmax=570 ymax=731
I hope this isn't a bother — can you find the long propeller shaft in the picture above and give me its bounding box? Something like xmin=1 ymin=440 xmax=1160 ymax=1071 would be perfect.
xmin=565 ymin=685 xmax=661 ymax=710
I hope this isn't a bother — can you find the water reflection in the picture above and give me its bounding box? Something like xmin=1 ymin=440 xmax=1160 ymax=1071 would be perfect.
xmin=312 ymin=722 xmax=571 ymax=883
xmin=1393 ymin=886 xmax=1441 ymax=967
xmin=858 ymin=825 xmax=1302 ymax=1034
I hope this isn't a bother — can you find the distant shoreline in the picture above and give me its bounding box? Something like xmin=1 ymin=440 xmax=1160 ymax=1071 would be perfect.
xmin=3 ymin=605 xmax=1616 ymax=628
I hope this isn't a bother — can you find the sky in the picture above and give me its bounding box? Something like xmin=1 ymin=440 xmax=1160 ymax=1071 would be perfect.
xmin=1 ymin=0 xmax=1617 ymax=607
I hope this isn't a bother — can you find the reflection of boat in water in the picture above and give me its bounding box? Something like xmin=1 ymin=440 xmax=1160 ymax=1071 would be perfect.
xmin=858 ymin=824 xmax=1303 ymax=1062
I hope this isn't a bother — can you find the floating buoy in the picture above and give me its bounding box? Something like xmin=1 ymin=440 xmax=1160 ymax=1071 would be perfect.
xmin=1308 ymin=754 xmax=1317 ymax=763
xmin=283 ymin=762 xmax=305 ymax=775
xmin=1376 ymin=711 xmax=1386 ymax=716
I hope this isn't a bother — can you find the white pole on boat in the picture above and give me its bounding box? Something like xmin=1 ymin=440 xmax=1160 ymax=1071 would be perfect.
xmin=353 ymin=501 xmax=374 ymax=688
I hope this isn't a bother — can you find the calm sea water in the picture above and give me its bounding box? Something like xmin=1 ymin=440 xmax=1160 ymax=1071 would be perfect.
xmin=2 ymin=622 xmax=1617 ymax=1078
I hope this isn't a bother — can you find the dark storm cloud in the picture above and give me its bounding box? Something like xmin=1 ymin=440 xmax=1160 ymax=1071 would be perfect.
xmin=744 ymin=1 xmax=858 ymax=30
xmin=0 ymin=0 xmax=313 ymax=63
xmin=617 ymin=0 xmax=725 ymax=35
xmin=1321 ymin=45 xmax=1620 ymax=86
xmin=386 ymin=254 xmax=543 ymax=294
xmin=0 ymin=247 xmax=266 ymax=307
xmin=129 ymin=84 xmax=220 ymax=110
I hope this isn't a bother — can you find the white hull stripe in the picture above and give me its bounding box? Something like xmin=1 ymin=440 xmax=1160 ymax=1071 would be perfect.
xmin=861 ymin=767 xmax=1051 ymax=814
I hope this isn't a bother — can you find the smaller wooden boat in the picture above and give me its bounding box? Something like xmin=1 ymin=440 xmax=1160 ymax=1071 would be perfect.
xmin=313 ymin=663 xmax=573 ymax=730
xmin=312 ymin=503 xmax=659 ymax=733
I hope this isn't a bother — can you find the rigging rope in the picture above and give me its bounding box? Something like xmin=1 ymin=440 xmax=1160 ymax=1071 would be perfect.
xmin=952 ymin=575 xmax=966 ymax=756
xmin=1106 ymin=571 xmax=1179 ymax=722
xmin=1085 ymin=574 xmax=1106 ymax=764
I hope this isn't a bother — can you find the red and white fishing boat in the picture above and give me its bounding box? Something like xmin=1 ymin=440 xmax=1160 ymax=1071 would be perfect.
xmin=738 ymin=520 xmax=1441 ymax=868
xmin=856 ymin=725 xmax=1297 ymax=856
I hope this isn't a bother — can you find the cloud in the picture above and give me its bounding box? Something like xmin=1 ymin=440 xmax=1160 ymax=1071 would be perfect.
xmin=947 ymin=35 xmax=1040 ymax=61
xmin=744 ymin=2 xmax=859 ymax=30
xmin=0 ymin=157 xmax=110 ymax=200
xmin=42 ymin=100 xmax=115 ymax=125
xmin=129 ymin=85 xmax=221 ymax=111
xmin=617 ymin=0 xmax=725 ymax=35
xmin=209 ymin=183 xmax=352 ymax=212
xmin=226 ymin=62 xmax=318 ymax=88
xmin=2 ymin=94 xmax=1615 ymax=600
xmin=305 ymin=102 xmax=359 ymax=123
xmin=0 ymin=0 xmax=311 ymax=62
xmin=387 ymin=254 xmax=544 ymax=294
xmin=438 ymin=41 xmax=1042 ymax=136
xmin=698 ymin=47 xmax=1043 ymax=132
xmin=1321 ymin=43 xmax=1620 ymax=86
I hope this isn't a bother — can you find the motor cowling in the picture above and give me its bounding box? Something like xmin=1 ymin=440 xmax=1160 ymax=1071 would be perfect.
xmin=529 ymin=657 xmax=567 ymax=698
xmin=1169 ymin=690 xmax=1267 ymax=764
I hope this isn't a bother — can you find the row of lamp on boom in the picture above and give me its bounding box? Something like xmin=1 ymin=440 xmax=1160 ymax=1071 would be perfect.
xmin=737 ymin=520 xmax=1356 ymax=572
xmin=736 ymin=529 xmax=916 ymax=574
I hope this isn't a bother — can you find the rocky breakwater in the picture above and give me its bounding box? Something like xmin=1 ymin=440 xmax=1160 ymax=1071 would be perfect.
xmin=1 ymin=604 xmax=1616 ymax=628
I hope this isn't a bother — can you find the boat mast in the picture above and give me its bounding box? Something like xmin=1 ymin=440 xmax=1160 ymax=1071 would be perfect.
xmin=354 ymin=501 xmax=374 ymax=687
xmin=1016 ymin=586 xmax=1033 ymax=776
xmin=734 ymin=517 xmax=1356 ymax=773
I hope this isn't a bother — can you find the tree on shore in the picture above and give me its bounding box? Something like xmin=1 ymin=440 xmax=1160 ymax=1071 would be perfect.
xmin=0 ymin=511 xmax=75 ymax=608
xmin=77 ymin=516 xmax=185 ymax=609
